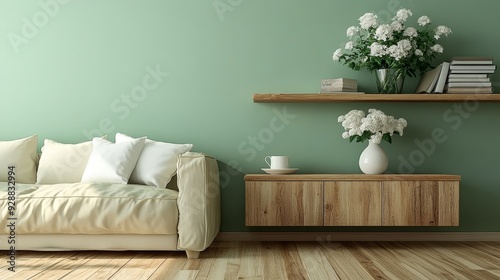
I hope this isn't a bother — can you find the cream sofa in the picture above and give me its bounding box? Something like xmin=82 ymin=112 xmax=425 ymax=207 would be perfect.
xmin=0 ymin=135 xmax=220 ymax=259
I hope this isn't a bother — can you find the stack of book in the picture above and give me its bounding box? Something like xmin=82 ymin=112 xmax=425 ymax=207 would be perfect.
xmin=445 ymin=57 xmax=495 ymax=93
xmin=320 ymin=78 xmax=360 ymax=93
xmin=415 ymin=62 xmax=450 ymax=93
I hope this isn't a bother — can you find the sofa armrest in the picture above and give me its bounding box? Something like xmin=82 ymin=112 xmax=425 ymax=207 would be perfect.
xmin=176 ymin=152 xmax=220 ymax=252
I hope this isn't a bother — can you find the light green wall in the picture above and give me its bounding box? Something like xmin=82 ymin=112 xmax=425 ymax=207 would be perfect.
xmin=1 ymin=0 xmax=499 ymax=232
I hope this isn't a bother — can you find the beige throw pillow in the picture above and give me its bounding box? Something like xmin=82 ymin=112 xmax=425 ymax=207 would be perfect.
xmin=36 ymin=139 xmax=95 ymax=184
xmin=0 ymin=135 xmax=38 ymax=184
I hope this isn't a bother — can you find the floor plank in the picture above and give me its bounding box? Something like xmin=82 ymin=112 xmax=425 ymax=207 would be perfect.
xmin=296 ymin=242 xmax=339 ymax=280
xmin=27 ymin=251 xmax=98 ymax=279
xmin=1 ymin=251 xmax=80 ymax=280
xmin=82 ymin=251 xmax=138 ymax=280
xmin=346 ymin=242 xmax=395 ymax=279
xmin=147 ymin=251 xmax=187 ymax=280
xmin=236 ymin=241 xmax=264 ymax=280
xmin=194 ymin=246 xmax=216 ymax=280
xmin=262 ymin=242 xmax=289 ymax=280
xmin=107 ymin=252 xmax=167 ymax=280
xmin=0 ymin=241 xmax=499 ymax=280
xmin=282 ymin=242 xmax=308 ymax=280
xmin=223 ymin=241 xmax=240 ymax=280
xmin=173 ymin=270 xmax=198 ymax=280
xmin=205 ymin=246 xmax=228 ymax=280
xmin=319 ymin=241 xmax=373 ymax=280
xmin=0 ymin=251 xmax=62 ymax=279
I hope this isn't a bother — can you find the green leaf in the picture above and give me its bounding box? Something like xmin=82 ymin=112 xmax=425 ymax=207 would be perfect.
xmin=382 ymin=134 xmax=392 ymax=144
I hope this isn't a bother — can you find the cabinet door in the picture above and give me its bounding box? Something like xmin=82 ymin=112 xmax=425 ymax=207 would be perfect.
xmin=324 ymin=181 xmax=382 ymax=226
xmin=382 ymin=181 xmax=459 ymax=226
xmin=245 ymin=181 xmax=323 ymax=226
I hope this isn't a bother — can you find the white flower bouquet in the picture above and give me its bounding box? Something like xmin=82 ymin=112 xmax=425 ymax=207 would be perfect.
xmin=338 ymin=109 xmax=407 ymax=144
xmin=332 ymin=9 xmax=452 ymax=78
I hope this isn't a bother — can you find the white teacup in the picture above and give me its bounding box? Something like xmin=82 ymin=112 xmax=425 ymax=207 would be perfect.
xmin=265 ymin=156 xmax=289 ymax=169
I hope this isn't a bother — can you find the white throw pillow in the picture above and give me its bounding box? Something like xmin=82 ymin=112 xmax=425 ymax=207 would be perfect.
xmin=81 ymin=137 xmax=146 ymax=184
xmin=115 ymin=133 xmax=193 ymax=188
xmin=0 ymin=135 xmax=38 ymax=184
xmin=36 ymin=139 xmax=96 ymax=184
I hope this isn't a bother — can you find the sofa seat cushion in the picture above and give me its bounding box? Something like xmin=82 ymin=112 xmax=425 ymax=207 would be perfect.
xmin=0 ymin=182 xmax=178 ymax=235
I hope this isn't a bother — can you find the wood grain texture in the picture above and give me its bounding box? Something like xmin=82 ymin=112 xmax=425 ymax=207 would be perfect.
xmin=244 ymin=174 xmax=461 ymax=181
xmin=439 ymin=181 xmax=460 ymax=226
xmin=1 ymin=242 xmax=499 ymax=279
xmin=0 ymin=251 xmax=78 ymax=280
xmin=318 ymin=241 xmax=373 ymax=279
xmin=236 ymin=241 xmax=264 ymax=279
xmin=106 ymin=252 xmax=166 ymax=280
xmin=147 ymin=252 xmax=188 ymax=280
xmin=60 ymin=251 xmax=133 ymax=280
xmin=324 ymin=181 xmax=382 ymax=226
xmin=296 ymin=242 xmax=340 ymax=279
xmin=246 ymin=174 xmax=460 ymax=227
xmin=382 ymin=181 xmax=459 ymax=226
xmin=253 ymin=93 xmax=500 ymax=102
xmin=245 ymin=181 xmax=323 ymax=226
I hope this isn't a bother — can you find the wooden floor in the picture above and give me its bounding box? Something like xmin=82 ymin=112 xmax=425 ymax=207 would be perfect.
xmin=1 ymin=241 xmax=500 ymax=279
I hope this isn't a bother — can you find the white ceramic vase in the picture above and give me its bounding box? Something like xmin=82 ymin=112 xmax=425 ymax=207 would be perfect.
xmin=359 ymin=140 xmax=388 ymax=174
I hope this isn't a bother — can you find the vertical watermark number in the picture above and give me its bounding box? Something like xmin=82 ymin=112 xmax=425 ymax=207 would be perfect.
xmin=6 ymin=166 xmax=16 ymax=272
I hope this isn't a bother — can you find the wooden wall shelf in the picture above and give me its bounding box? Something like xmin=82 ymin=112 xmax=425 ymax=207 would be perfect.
xmin=253 ymin=93 xmax=500 ymax=103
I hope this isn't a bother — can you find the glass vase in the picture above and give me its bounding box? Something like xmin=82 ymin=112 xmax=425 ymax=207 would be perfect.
xmin=375 ymin=69 xmax=405 ymax=94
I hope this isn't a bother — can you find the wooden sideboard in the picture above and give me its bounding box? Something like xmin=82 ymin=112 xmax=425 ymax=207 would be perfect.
xmin=245 ymin=174 xmax=460 ymax=227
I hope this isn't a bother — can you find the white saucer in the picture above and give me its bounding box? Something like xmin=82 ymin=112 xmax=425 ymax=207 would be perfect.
xmin=261 ymin=168 xmax=298 ymax=175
